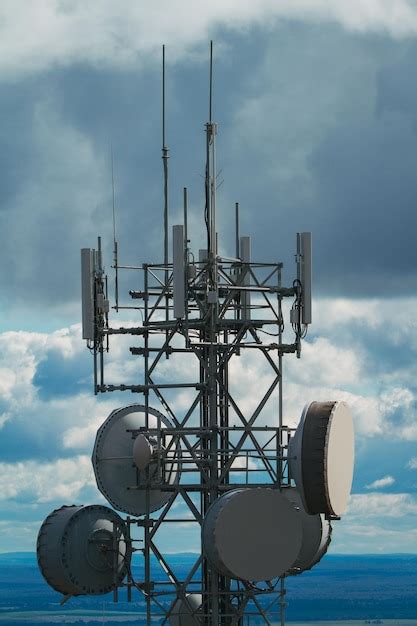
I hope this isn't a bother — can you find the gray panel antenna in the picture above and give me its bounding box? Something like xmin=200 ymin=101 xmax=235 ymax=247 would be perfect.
xmin=38 ymin=42 xmax=354 ymax=625
xmin=240 ymin=236 xmax=251 ymax=320
xmin=173 ymin=224 xmax=185 ymax=319
xmin=299 ymin=231 xmax=312 ymax=324
xmin=199 ymin=249 xmax=208 ymax=263
xmin=81 ymin=248 xmax=95 ymax=340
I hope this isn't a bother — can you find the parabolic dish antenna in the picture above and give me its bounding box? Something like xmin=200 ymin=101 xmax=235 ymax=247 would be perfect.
xmin=133 ymin=433 xmax=154 ymax=470
xmin=202 ymin=488 xmax=302 ymax=581
xmin=283 ymin=488 xmax=331 ymax=575
xmin=289 ymin=401 xmax=354 ymax=516
xmin=92 ymin=404 xmax=180 ymax=516
xmin=37 ymin=504 xmax=128 ymax=597
xmin=169 ymin=594 xmax=202 ymax=625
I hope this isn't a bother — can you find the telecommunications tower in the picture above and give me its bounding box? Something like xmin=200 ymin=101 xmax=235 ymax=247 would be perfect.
xmin=37 ymin=44 xmax=355 ymax=625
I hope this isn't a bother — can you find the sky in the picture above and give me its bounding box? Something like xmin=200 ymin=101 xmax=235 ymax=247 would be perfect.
xmin=1 ymin=0 xmax=417 ymax=557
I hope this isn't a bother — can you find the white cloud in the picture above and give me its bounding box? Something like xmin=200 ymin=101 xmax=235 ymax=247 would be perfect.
xmin=381 ymin=387 xmax=413 ymax=414
xmin=347 ymin=492 xmax=417 ymax=518
xmin=0 ymin=455 xmax=96 ymax=503
xmin=286 ymin=336 xmax=361 ymax=386
xmin=314 ymin=298 xmax=382 ymax=330
xmin=0 ymin=298 xmax=417 ymax=553
xmin=2 ymin=293 xmax=417 ymax=466
xmin=366 ymin=475 xmax=395 ymax=489
xmin=231 ymin=456 xmax=258 ymax=471
xmin=407 ymin=457 xmax=417 ymax=469
xmin=62 ymin=417 xmax=103 ymax=450
xmin=0 ymin=412 xmax=11 ymax=428
xmin=0 ymin=323 xmax=131 ymax=432
xmin=310 ymin=296 xmax=417 ymax=343
xmin=397 ymin=422 xmax=417 ymax=440
xmin=281 ymin=383 xmax=384 ymax=436
xmin=0 ymin=520 xmax=45 ymax=552
xmin=332 ymin=521 xmax=417 ymax=553
xmin=1 ymin=1 xmax=417 ymax=80
xmin=331 ymin=492 xmax=417 ymax=552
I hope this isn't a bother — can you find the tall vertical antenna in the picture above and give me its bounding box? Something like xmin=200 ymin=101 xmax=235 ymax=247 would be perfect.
xmin=111 ymin=145 xmax=119 ymax=311
xmin=235 ymin=202 xmax=240 ymax=259
xmin=205 ymin=41 xmax=217 ymax=262
xmin=209 ymin=40 xmax=213 ymax=123
xmin=111 ymin=146 xmax=116 ymax=243
xmin=162 ymin=45 xmax=170 ymax=355
xmin=162 ymin=44 xmax=169 ymax=269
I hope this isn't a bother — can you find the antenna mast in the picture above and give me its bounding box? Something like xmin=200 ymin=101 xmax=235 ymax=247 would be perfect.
xmin=111 ymin=146 xmax=119 ymax=311
xmin=162 ymin=44 xmax=169 ymax=271
xmin=205 ymin=41 xmax=218 ymax=286
xmin=162 ymin=45 xmax=170 ymax=343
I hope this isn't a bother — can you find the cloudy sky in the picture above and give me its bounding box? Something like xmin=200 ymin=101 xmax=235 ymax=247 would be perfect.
xmin=1 ymin=0 xmax=417 ymax=557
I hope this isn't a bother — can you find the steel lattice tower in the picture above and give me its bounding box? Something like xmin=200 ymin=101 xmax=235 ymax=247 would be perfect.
xmin=39 ymin=42 xmax=357 ymax=626
xmin=81 ymin=54 xmax=313 ymax=623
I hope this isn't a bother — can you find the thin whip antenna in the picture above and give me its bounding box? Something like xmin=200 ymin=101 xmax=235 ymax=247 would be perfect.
xmin=235 ymin=202 xmax=240 ymax=259
xmin=162 ymin=44 xmax=166 ymax=150
xmin=209 ymin=40 xmax=213 ymax=123
xmin=111 ymin=145 xmax=116 ymax=244
xmin=111 ymin=145 xmax=119 ymax=311
xmin=205 ymin=41 xmax=218 ymax=277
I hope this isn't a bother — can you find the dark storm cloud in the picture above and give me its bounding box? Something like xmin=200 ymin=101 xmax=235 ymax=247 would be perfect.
xmin=1 ymin=23 xmax=417 ymax=316
xmin=0 ymin=29 xmax=265 ymax=315
xmin=307 ymin=104 xmax=417 ymax=295
xmin=215 ymin=25 xmax=417 ymax=296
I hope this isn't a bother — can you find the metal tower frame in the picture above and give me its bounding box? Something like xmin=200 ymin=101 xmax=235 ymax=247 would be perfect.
xmin=83 ymin=45 xmax=312 ymax=625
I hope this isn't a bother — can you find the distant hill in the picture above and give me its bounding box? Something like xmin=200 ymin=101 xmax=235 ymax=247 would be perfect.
xmin=0 ymin=553 xmax=416 ymax=622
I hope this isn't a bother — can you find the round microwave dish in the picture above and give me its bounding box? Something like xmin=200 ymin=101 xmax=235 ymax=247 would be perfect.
xmin=92 ymin=404 xmax=181 ymax=516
